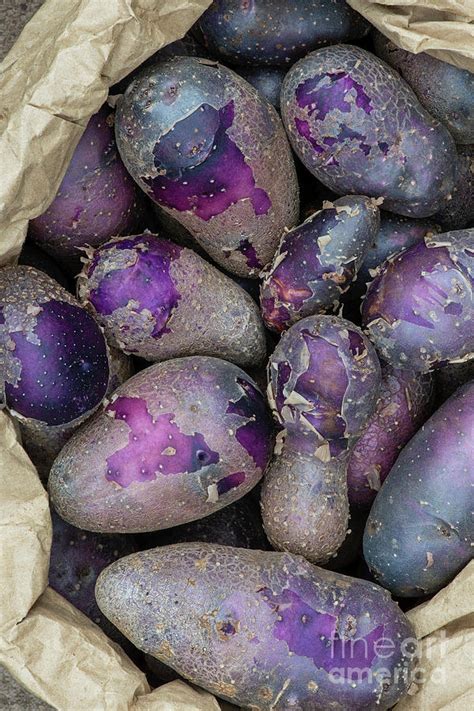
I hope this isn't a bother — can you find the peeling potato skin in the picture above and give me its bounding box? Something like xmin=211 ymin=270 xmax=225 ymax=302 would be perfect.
xmin=29 ymin=106 xmax=143 ymax=267
xmin=115 ymin=57 xmax=299 ymax=277
xmin=78 ymin=233 xmax=267 ymax=367
xmin=281 ymin=45 xmax=457 ymax=218
xmin=49 ymin=357 xmax=274 ymax=533
xmin=342 ymin=213 xmax=441 ymax=312
xmin=95 ymin=543 xmax=415 ymax=710
xmin=362 ymin=229 xmax=474 ymax=372
xmin=0 ymin=266 xmax=110 ymax=429
xmin=20 ymin=345 xmax=133 ymax=482
xmin=363 ymin=381 xmax=474 ymax=597
xmin=198 ymin=1 xmax=369 ymax=67
xmin=373 ymin=31 xmax=474 ymax=145
xmin=261 ymin=315 xmax=381 ymax=563
xmin=260 ymin=195 xmax=380 ymax=332
xmin=347 ymin=366 xmax=434 ymax=509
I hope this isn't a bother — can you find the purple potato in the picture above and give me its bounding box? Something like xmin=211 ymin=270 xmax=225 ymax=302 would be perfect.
xmin=0 ymin=266 xmax=109 ymax=427
xmin=96 ymin=543 xmax=415 ymax=710
xmin=343 ymin=213 xmax=440 ymax=311
xmin=21 ymin=345 xmax=133 ymax=482
xmin=260 ymin=195 xmax=380 ymax=332
xmin=362 ymin=229 xmax=474 ymax=371
xmin=373 ymin=32 xmax=474 ymax=145
xmin=281 ymin=45 xmax=457 ymax=218
xmin=364 ymin=381 xmax=474 ymax=597
xmin=237 ymin=67 xmax=286 ymax=111
xmin=433 ymin=145 xmax=474 ymax=230
xmin=29 ymin=105 xmax=144 ymax=269
xmin=49 ymin=357 xmax=274 ymax=533
xmin=261 ymin=315 xmax=381 ymax=563
xmin=49 ymin=511 xmax=140 ymax=659
xmin=347 ymin=366 xmax=434 ymax=509
xmin=198 ymin=1 xmax=369 ymax=67
xmin=78 ymin=233 xmax=266 ymax=366
xmin=115 ymin=57 xmax=299 ymax=277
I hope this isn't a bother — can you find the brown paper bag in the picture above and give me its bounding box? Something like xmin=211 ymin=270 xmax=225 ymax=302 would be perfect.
xmin=0 ymin=0 xmax=472 ymax=709
xmin=348 ymin=1 xmax=474 ymax=71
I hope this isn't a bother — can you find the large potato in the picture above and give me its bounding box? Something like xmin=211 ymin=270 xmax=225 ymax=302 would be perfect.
xmin=281 ymin=45 xmax=457 ymax=218
xmin=115 ymin=57 xmax=299 ymax=277
xmin=49 ymin=357 xmax=274 ymax=533
xmin=96 ymin=543 xmax=416 ymax=710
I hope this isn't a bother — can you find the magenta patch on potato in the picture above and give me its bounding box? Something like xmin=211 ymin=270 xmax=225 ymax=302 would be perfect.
xmin=143 ymin=102 xmax=271 ymax=221
xmin=227 ymin=377 xmax=273 ymax=470
xmin=105 ymin=396 xmax=219 ymax=487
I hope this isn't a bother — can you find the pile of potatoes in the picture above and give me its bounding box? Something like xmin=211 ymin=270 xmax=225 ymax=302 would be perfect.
xmin=1 ymin=2 xmax=473 ymax=708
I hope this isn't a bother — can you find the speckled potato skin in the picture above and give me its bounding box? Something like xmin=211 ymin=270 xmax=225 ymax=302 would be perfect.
xmin=281 ymin=45 xmax=457 ymax=218
xmin=433 ymin=145 xmax=474 ymax=230
xmin=260 ymin=195 xmax=380 ymax=332
xmin=115 ymin=57 xmax=299 ymax=277
xmin=49 ymin=357 xmax=274 ymax=533
xmin=347 ymin=366 xmax=434 ymax=509
xmin=29 ymin=106 xmax=143 ymax=266
xmin=198 ymin=1 xmax=369 ymax=67
xmin=364 ymin=382 xmax=474 ymax=597
xmin=373 ymin=32 xmax=474 ymax=145
xmin=343 ymin=213 xmax=440 ymax=310
xmin=261 ymin=315 xmax=381 ymax=563
xmin=0 ymin=266 xmax=110 ymax=428
xmin=20 ymin=345 xmax=133 ymax=481
xmin=237 ymin=67 xmax=286 ymax=111
xmin=78 ymin=233 xmax=267 ymax=367
xmin=362 ymin=229 xmax=474 ymax=371
xmin=49 ymin=511 xmax=139 ymax=658
xmin=96 ymin=543 xmax=415 ymax=710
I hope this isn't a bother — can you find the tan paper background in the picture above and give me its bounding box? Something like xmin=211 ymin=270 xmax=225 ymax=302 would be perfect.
xmin=348 ymin=0 xmax=474 ymax=71
xmin=0 ymin=0 xmax=473 ymax=709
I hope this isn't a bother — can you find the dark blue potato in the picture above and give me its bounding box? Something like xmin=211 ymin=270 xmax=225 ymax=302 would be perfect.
xmin=373 ymin=31 xmax=474 ymax=145
xmin=0 ymin=266 xmax=109 ymax=427
xmin=198 ymin=1 xmax=369 ymax=67
xmin=362 ymin=229 xmax=474 ymax=372
xmin=237 ymin=67 xmax=286 ymax=111
xmin=96 ymin=544 xmax=416 ymax=710
xmin=115 ymin=57 xmax=299 ymax=277
xmin=281 ymin=45 xmax=457 ymax=218
xmin=433 ymin=145 xmax=474 ymax=231
xmin=262 ymin=315 xmax=381 ymax=563
xmin=364 ymin=381 xmax=474 ymax=597
xmin=260 ymin=195 xmax=380 ymax=331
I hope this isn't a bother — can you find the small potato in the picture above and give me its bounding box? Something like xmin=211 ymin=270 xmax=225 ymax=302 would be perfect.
xmin=49 ymin=357 xmax=274 ymax=533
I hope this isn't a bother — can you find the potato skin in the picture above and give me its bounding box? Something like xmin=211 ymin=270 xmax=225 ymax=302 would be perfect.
xmin=362 ymin=229 xmax=474 ymax=371
xmin=49 ymin=357 xmax=274 ymax=533
xmin=78 ymin=233 xmax=266 ymax=366
xmin=347 ymin=366 xmax=434 ymax=509
xmin=364 ymin=382 xmax=474 ymax=597
xmin=0 ymin=266 xmax=109 ymax=428
xmin=237 ymin=67 xmax=286 ymax=111
xmin=433 ymin=145 xmax=474 ymax=231
xmin=29 ymin=106 xmax=143 ymax=267
xmin=261 ymin=315 xmax=381 ymax=563
xmin=96 ymin=543 xmax=415 ymax=710
xmin=198 ymin=0 xmax=369 ymax=67
xmin=115 ymin=57 xmax=299 ymax=277
xmin=260 ymin=195 xmax=380 ymax=332
xmin=373 ymin=32 xmax=474 ymax=145
xmin=281 ymin=45 xmax=457 ymax=218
